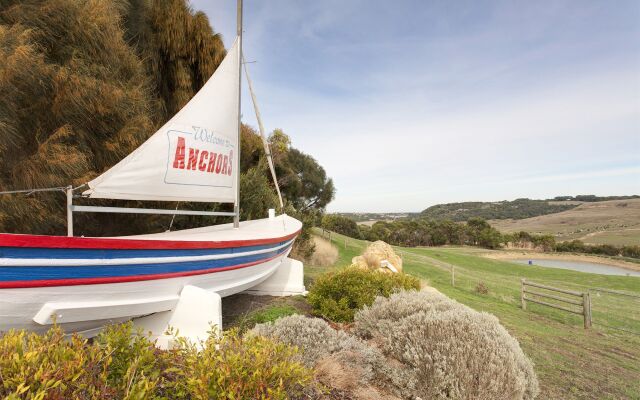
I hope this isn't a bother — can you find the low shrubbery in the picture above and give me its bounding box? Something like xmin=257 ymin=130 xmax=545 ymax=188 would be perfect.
xmin=235 ymin=304 xmax=300 ymax=333
xmin=355 ymin=291 xmax=539 ymax=399
xmin=254 ymin=290 xmax=539 ymax=400
xmin=621 ymin=245 xmax=640 ymax=259
xmin=306 ymin=235 xmax=339 ymax=267
xmin=252 ymin=315 xmax=408 ymax=398
xmin=307 ymin=266 xmax=421 ymax=322
xmin=554 ymin=240 xmax=640 ymax=259
xmin=0 ymin=323 xmax=311 ymax=399
xmin=475 ymin=281 xmax=489 ymax=294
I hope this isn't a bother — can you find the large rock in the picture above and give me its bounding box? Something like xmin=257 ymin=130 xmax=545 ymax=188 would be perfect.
xmin=352 ymin=241 xmax=403 ymax=273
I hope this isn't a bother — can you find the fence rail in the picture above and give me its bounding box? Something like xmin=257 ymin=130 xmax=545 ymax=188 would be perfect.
xmin=521 ymin=279 xmax=592 ymax=329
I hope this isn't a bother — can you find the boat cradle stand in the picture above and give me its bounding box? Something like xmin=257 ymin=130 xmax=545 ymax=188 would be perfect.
xmin=132 ymin=257 xmax=306 ymax=349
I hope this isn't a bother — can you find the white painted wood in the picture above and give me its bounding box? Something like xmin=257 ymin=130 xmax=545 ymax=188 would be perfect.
xmin=245 ymin=257 xmax=306 ymax=296
xmin=33 ymin=296 xmax=179 ymax=325
xmin=134 ymin=286 xmax=222 ymax=349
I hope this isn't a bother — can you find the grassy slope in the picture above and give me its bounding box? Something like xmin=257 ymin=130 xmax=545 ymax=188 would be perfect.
xmin=310 ymin=230 xmax=640 ymax=400
xmin=490 ymin=199 xmax=640 ymax=246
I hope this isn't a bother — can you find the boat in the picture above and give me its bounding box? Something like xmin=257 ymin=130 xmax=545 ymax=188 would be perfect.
xmin=0 ymin=0 xmax=304 ymax=340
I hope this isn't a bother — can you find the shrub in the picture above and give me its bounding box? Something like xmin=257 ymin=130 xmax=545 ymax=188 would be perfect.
xmin=588 ymin=244 xmax=620 ymax=257
xmin=172 ymin=328 xmax=311 ymax=399
xmin=0 ymin=326 xmax=104 ymax=398
xmin=252 ymin=315 xmax=364 ymax=367
xmin=307 ymin=267 xmax=421 ymax=322
xmin=353 ymin=291 xmax=539 ymax=400
xmin=252 ymin=315 xmax=409 ymax=398
xmin=554 ymin=239 xmax=587 ymax=253
xmin=354 ymin=290 xmax=462 ymax=339
xmin=475 ymin=281 xmax=489 ymax=295
xmin=306 ymin=235 xmax=339 ymax=267
xmin=621 ymin=245 xmax=640 ymax=259
xmin=0 ymin=323 xmax=311 ymax=399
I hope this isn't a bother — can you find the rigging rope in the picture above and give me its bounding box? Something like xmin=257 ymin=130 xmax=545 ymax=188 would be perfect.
xmin=168 ymin=202 xmax=180 ymax=231
xmin=242 ymin=54 xmax=285 ymax=209
xmin=0 ymin=186 xmax=67 ymax=195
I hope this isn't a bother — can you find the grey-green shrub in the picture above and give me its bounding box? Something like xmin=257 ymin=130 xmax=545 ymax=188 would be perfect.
xmin=354 ymin=291 xmax=540 ymax=400
xmin=252 ymin=315 xmax=352 ymax=367
xmin=354 ymin=290 xmax=461 ymax=339
xmin=251 ymin=315 xmax=412 ymax=397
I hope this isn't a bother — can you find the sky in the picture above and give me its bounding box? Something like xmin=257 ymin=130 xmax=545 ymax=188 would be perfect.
xmin=191 ymin=0 xmax=640 ymax=212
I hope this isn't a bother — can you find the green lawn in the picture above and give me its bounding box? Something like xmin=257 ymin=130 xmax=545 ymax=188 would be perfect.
xmin=309 ymin=230 xmax=640 ymax=400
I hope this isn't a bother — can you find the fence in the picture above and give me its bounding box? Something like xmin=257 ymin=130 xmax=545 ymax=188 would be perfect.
xmin=587 ymin=287 xmax=640 ymax=335
xmin=521 ymin=279 xmax=592 ymax=329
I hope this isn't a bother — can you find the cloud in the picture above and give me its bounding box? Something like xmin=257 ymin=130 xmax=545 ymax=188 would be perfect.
xmin=191 ymin=0 xmax=640 ymax=212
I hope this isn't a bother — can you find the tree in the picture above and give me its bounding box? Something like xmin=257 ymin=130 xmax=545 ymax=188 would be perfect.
xmin=322 ymin=214 xmax=360 ymax=238
xmin=0 ymin=0 xmax=155 ymax=235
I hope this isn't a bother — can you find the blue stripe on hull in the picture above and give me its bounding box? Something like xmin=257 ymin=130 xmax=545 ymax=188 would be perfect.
xmin=0 ymin=246 xmax=290 ymax=282
xmin=0 ymin=240 xmax=290 ymax=259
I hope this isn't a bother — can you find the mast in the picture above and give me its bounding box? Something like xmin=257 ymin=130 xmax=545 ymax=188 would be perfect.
xmin=233 ymin=0 xmax=243 ymax=228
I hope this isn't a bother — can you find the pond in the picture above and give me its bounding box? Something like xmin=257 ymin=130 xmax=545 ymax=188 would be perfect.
xmin=513 ymin=259 xmax=640 ymax=277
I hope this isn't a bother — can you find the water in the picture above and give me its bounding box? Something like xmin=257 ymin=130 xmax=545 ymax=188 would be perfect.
xmin=513 ymin=259 xmax=640 ymax=277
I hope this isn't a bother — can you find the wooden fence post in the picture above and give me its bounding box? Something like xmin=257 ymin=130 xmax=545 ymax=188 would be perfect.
xmin=451 ymin=266 xmax=455 ymax=287
xmin=583 ymin=292 xmax=592 ymax=329
xmin=521 ymin=279 xmax=526 ymax=310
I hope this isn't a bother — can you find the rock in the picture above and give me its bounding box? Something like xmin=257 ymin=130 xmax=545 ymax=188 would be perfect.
xmin=351 ymin=240 xmax=403 ymax=273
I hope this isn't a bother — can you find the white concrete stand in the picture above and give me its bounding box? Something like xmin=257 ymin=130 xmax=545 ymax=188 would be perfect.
xmin=133 ymin=285 xmax=222 ymax=349
xmin=244 ymin=257 xmax=307 ymax=296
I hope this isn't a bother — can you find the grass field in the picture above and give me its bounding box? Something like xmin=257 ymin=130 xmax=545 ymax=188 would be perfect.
xmin=490 ymin=199 xmax=640 ymax=246
xmin=309 ymin=229 xmax=640 ymax=400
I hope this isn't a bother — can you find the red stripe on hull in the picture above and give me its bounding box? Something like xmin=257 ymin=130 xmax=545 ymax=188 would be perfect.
xmin=0 ymin=252 xmax=287 ymax=289
xmin=0 ymin=230 xmax=300 ymax=250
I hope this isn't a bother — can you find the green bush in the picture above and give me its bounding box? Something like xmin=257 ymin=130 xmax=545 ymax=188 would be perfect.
xmin=0 ymin=323 xmax=312 ymax=399
xmin=307 ymin=267 xmax=421 ymax=322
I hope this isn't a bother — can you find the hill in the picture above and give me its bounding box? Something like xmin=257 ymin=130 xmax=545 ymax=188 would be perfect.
xmin=420 ymin=198 xmax=578 ymax=221
xmin=491 ymin=198 xmax=640 ymax=246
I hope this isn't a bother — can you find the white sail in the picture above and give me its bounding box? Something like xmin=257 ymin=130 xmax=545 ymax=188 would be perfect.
xmin=84 ymin=40 xmax=240 ymax=203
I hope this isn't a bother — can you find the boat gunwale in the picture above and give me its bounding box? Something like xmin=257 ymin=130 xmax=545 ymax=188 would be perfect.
xmin=0 ymin=229 xmax=301 ymax=250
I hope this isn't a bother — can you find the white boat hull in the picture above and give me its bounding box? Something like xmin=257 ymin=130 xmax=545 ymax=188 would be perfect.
xmin=0 ymin=214 xmax=302 ymax=335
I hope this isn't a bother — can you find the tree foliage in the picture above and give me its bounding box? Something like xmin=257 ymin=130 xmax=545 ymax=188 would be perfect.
xmin=421 ymin=198 xmax=578 ymax=221
xmin=358 ymin=218 xmax=503 ymax=249
xmin=0 ymin=0 xmax=334 ymax=239
xmin=321 ymin=214 xmax=361 ymax=238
